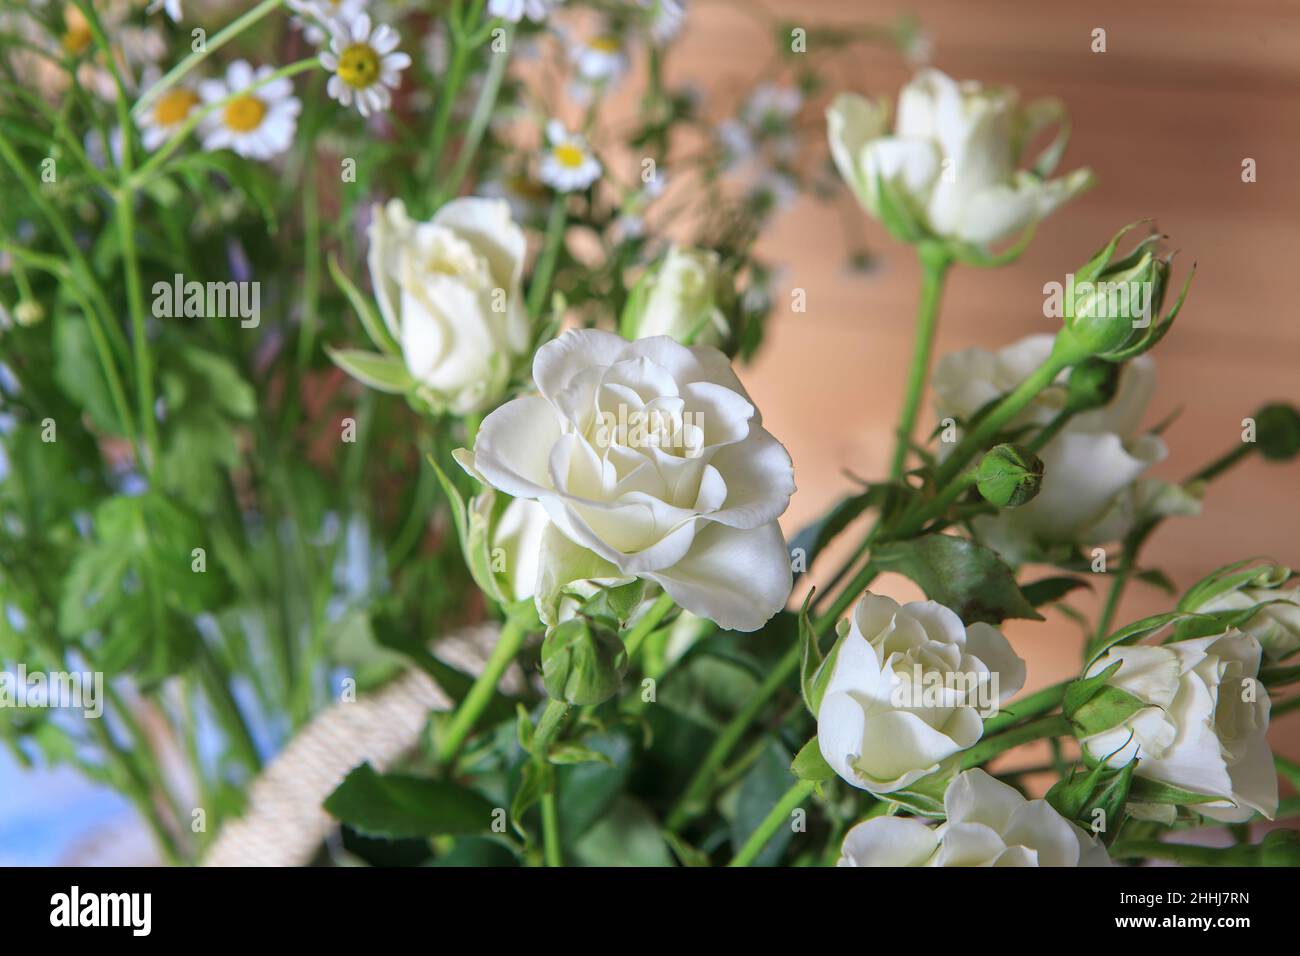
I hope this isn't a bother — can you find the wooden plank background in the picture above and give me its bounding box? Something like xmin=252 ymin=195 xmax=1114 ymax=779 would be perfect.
xmin=661 ymin=0 xmax=1300 ymax=766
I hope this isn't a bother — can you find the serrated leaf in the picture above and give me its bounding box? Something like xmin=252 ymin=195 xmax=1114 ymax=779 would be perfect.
xmin=870 ymin=534 xmax=1043 ymax=625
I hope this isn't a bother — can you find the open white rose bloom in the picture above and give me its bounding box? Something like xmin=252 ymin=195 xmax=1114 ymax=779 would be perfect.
xmin=827 ymin=69 xmax=1093 ymax=248
xmin=457 ymin=329 xmax=796 ymax=631
xmin=818 ymin=592 xmax=1025 ymax=794
xmin=839 ymin=769 xmax=1110 ymax=867
xmin=1082 ymin=630 xmax=1278 ymax=823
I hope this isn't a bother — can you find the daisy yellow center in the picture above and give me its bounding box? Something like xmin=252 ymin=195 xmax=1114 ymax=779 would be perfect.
xmin=62 ymin=24 xmax=93 ymax=55
xmin=552 ymin=144 xmax=586 ymax=169
xmin=590 ymin=36 xmax=621 ymax=53
xmin=155 ymin=88 xmax=200 ymax=126
xmin=224 ymin=94 xmax=267 ymax=133
xmin=338 ymin=43 xmax=380 ymax=90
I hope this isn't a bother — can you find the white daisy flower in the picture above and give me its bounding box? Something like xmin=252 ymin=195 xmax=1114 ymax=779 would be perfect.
xmin=136 ymin=83 xmax=201 ymax=151
xmin=488 ymin=0 xmax=559 ymax=24
xmin=570 ymin=32 xmax=628 ymax=85
xmin=147 ymin=0 xmax=183 ymax=21
xmin=539 ymin=120 xmax=601 ymax=192
xmin=321 ymin=14 xmax=410 ymax=116
xmin=198 ymin=60 xmax=302 ymax=162
xmin=288 ymin=0 xmax=369 ymax=46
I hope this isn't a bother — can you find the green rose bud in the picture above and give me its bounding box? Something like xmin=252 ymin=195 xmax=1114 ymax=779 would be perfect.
xmin=1053 ymin=223 xmax=1192 ymax=363
xmin=1253 ymin=403 xmax=1300 ymax=462
xmin=975 ymin=443 xmax=1043 ymax=509
xmin=1064 ymin=358 xmax=1121 ymax=413
xmin=540 ymin=618 xmax=628 ymax=706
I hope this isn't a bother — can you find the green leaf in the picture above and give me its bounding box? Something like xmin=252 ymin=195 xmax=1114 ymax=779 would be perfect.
xmin=1020 ymin=575 xmax=1091 ymax=608
xmin=556 ymin=730 xmax=634 ymax=845
xmin=326 ymin=347 xmax=413 ymax=394
xmin=1085 ymin=610 xmax=1194 ymax=668
xmin=510 ymin=760 xmax=553 ymax=827
xmin=328 ymin=252 xmax=400 ymax=355
xmin=790 ymin=737 xmax=835 ymax=783
xmin=1135 ymin=568 xmax=1177 ymax=595
xmin=870 ymin=534 xmax=1043 ymax=625
xmin=324 ymin=762 xmax=496 ymax=839
xmin=52 ymin=309 xmax=124 ymax=435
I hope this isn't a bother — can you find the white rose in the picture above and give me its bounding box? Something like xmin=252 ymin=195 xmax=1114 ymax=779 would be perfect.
xmin=632 ymin=245 xmax=728 ymax=346
xmin=1197 ymin=588 xmax=1300 ymax=663
xmin=1081 ymin=630 xmax=1278 ymax=822
xmin=838 ymin=768 xmax=1110 ymax=867
xmin=456 ymin=328 xmax=796 ymax=631
xmin=368 ymin=197 xmax=531 ymax=414
xmin=827 ymin=69 xmax=1091 ymax=246
xmin=933 ymin=333 xmax=1174 ymax=559
xmin=817 ymin=592 xmax=1025 ymax=794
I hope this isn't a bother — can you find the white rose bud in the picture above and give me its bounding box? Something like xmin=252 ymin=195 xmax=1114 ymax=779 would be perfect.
xmin=838 ymin=768 xmax=1110 ymax=867
xmin=1080 ymin=630 xmax=1278 ymax=822
xmin=367 ymin=197 xmax=531 ymax=414
xmin=456 ymin=328 xmax=796 ymax=631
xmin=933 ymin=334 xmax=1176 ymax=561
xmin=817 ymin=592 xmax=1025 ymax=794
xmin=629 ymin=244 xmax=728 ymax=346
xmin=827 ymin=69 xmax=1092 ymax=247
xmin=489 ymin=496 xmax=550 ymax=603
xmin=1196 ymin=587 xmax=1300 ymax=663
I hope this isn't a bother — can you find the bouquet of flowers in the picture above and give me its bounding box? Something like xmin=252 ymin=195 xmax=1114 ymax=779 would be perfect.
xmin=1 ymin=0 xmax=1297 ymax=868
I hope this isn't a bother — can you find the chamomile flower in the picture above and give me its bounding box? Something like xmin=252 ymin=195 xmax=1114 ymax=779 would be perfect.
xmin=570 ymin=32 xmax=628 ymax=85
xmin=198 ymin=60 xmax=301 ymax=162
xmin=136 ymin=83 xmax=200 ymax=151
xmin=539 ymin=120 xmax=601 ymax=192
xmin=288 ymin=0 xmax=368 ymax=46
xmin=321 ymin=14 xmax=410 ymax=116
xmin=147 ymin=0 xmax=183 ymax=21
xmin=488 ymin=0 xmax=558 ymax=23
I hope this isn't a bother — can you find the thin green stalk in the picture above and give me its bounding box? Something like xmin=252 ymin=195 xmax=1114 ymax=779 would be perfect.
xmin=195 ymin=640 xmax=263 ymax=773
xmin=437 ymin=615 xmax=532 ymax=765
xmin=958 ymin=714 xmax=1072 ymax=769
xmin=133 ymin=0 xmax=287 ymax=119
xmin=441 ymin=22 xmax=514 ymax=203
xmin=981 ymin=680 xmax=1069 ymax=736
xmin=114 ymin=190 xmax=160 ymax=473
xmin=728 ymin=779 xmax=816 ymax=867
xmin=1091 ymin=520 xmax=1157 ymax=647
xmin=527 ymin=196 xmax=568 ymax=317
xmin=541 ymin=791 xmax=562 ymax=866
xmin=890 ymin=244 xmax=951 ymax=479
xmin=1190 ymin=443 xmax=1253 ymax=484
